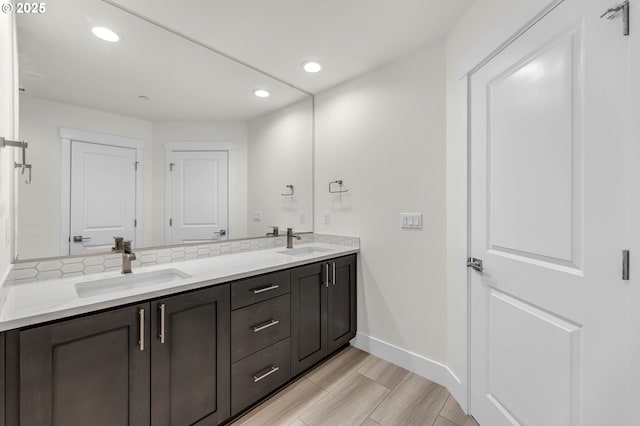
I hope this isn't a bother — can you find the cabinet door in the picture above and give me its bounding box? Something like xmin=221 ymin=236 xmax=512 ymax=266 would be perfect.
xmin=151 ymin=285 xmax=230 ymax=426
xmin=290 ymin=261 xmax=327 ymax=376
xmin=20 ymin=303 xmax=150 ymax=426
xmin=327 ymin=255 xmax=357 ymax=353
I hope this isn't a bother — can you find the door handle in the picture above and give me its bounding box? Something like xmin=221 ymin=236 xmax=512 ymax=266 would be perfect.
xmin=466 ymin=257 xmax=484 ymax=272
xmin=73 ymin=236 xmax=91 ymax=242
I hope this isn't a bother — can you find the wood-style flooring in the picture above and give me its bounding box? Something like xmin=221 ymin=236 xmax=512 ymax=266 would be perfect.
xmin=231 ymin=346 xmax=479 ymax=426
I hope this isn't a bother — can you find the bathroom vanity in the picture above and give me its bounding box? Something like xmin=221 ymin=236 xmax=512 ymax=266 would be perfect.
xmin=0 ymin=244 xmax=357 ymax=425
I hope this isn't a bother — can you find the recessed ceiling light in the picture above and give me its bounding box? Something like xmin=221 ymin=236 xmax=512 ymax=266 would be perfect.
xmin=254 ymin=89 xmax=270 ymax=98
xmin=92 ymin=26 xmax=119 ymax=42
xmin=302 ymin=61 xmax=322 ymax=73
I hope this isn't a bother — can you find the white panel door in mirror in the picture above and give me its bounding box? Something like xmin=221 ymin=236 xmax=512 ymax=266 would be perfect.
xmin=487 ymin=29 xmax=582 ymax=269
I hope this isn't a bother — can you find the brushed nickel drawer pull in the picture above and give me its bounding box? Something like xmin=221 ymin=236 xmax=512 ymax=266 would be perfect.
xmin=332 ymin=262 xmax=336 ymax=286
xmin=253 ymin=319 xmax=279 ymax=333
xmin=325 ymin=263 xmax=329 ymax=288
xmin=138 ymin=308 xmax=145 ymax=352
xmin=253 ymin=366 xmax=280 ymax=383
xmin=253 ymin=284 xmax=279 ymax=294
xmin=159 ymin=303 xmax=166 ymax=344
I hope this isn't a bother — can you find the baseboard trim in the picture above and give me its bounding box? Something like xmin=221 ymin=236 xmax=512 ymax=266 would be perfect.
xmin=351 ymin=332 xmax=467 ymax=411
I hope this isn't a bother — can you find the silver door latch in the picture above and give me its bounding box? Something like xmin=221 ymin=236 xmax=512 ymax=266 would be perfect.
xmin=467 ymin=257 xmax=484 ymax=272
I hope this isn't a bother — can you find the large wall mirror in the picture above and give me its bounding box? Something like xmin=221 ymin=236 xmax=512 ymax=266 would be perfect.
xmin=15 ymin=0 xmax=313 ymax=261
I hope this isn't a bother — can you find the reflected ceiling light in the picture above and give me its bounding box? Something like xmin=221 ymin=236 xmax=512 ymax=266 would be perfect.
xmin=92 ymin=26 xmax=119 ymax=42
xmin=302 ymin=61 xmax=322 ymax=73
xmin=254 ymin=89 xmax=270 ymax=98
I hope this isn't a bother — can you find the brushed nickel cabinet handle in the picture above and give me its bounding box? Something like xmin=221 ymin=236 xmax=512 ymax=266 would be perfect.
xmin=332 ymin=262 xmax=336 ymax=286
xmin=253 ymin=366 xmax=280 ymax=383
xmin=138 ymin=308 xmax=145 ymax=352
xmin=253 ymin=319 xmax=279 ymax=333
xmin=253 ymin=284 xmax=279 ymax=294
xmin=325 ymin=263 xmax=329 ymax=288
xmin=159 ymin=303 xmax=166 ymax=344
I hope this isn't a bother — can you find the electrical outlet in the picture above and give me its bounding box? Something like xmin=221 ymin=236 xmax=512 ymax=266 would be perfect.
xmin=253 ymin=210 xmax=262 ymax=222
xmin=324 ymin=211 xmax=331 ymax=225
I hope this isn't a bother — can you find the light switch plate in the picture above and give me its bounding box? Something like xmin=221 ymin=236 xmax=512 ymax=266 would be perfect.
xmin=324 ymin=211 xmax=331 ymax=225
xmin=253 ymin=210 xmax=262 ymax=222
xmin=401 ymin=213 xmax=422 ymax=229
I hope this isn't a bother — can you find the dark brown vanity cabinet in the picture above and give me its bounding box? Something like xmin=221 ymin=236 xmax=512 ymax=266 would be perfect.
xmin=291 ymin=254 xmax=357 ymax=376
xmin=19 ymin=303 xmax=152 ymax=426
xmin=17 ymin=284 xmax=230 ymax=426
xmin=8 ymin=253 xmax=357 ymax=425
xmin=230 ymin=272 xmax=291 ymax=415
xmin=150 ymin=286 xmax=231 ymax=426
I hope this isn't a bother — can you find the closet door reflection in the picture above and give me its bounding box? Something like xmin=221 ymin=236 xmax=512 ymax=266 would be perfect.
xmin=167 ymin=151 xmax=229 ymax=244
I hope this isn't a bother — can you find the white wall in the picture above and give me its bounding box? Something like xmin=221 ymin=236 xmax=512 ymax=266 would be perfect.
xmin=18 ymin=97 xmax=153 ymax=259
xmin=0 ymin=8 xmax=17 ymax=279
xmin=151 ymin=121 xmax=248 ymax=244
xmin=247 ymin=98 xmax=313 ymax=237
xmin=445 ymin=0 xmax=556 ymax=397
xmin=315 ymin=42 xmax=447 ymax=363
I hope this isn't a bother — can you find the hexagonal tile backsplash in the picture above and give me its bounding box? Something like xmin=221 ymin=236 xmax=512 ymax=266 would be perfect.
xmin=7 ymin=234 xmax=360 ymax=285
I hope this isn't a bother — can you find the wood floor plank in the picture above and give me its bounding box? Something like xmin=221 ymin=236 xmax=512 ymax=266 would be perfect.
xmin=357 ymin=355 xmax=409 ymax=390
xmin=289 ymin=420 xmax=306 ymax=426
xmin=370 ymin=372 xmax=449 ymax=426
xmin=462 ymin=418 xmax=480 ymax=426
xmin=439 ymin=395 xmax=473 ymax=425
xmin=299 ymin=373 xmax=389 ymax=426
xmin=232 ymin=378 xmax=327 ymax=426
xmin=305 ymin=346 xmax=370 ymax=391
xmin=433 ymin=416 xmax=459 ymax=426
xmin=360 ymin=418 xmax=382 ymax=426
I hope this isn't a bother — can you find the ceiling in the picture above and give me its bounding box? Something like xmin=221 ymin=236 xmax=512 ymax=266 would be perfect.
xmin=17 ymin=0 xmax=473 ymax=122
xmin=108 ymin=0 xmax=475 ymax=94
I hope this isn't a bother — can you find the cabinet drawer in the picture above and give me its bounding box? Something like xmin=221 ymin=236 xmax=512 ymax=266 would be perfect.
xmin=231 ymin=338 xmax=290 ymax=416
xmin=231 ymin=294 xmax=290 ymax=362
xmin=231 ymin=270 xmax=290 ymax=310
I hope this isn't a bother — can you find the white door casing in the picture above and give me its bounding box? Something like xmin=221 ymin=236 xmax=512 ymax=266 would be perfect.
xmin=69 ymin=141 xmax=137 ymax=255
xmin=166 ymin=150 xmax=229 ymax=244
xmin=469 ymin=0 xmax=629 ymax=425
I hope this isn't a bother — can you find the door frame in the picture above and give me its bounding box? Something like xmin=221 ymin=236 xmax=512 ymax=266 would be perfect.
xmin=59 ymin=127 xmax=144 ymax=256
xmin=457 ymin=0 xmax=566 ymax=413
xmin=163 ymin=141 xmax=234 ymax=244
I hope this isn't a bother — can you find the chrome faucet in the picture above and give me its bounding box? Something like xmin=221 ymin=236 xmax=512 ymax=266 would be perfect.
xmin=122 ymin=240 xmax=137 ymax=274
xmin=266 ymin=226 xmax=279 ymax=237
xmin=286 ymin=228 xmax=301 ymax=249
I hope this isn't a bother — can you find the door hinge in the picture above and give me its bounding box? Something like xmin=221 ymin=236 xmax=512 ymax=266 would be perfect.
xmin=134 ymin=161 xmax=139 ymax=171
xmin=169 ymin=163 xmax=175 ymax=172
xmin=601 ymin=0 xmax=630 ymax=36
xmin=623 ymin=250 xmax=630 ymax=280
xmin=169 ymin=218 xmax=173 ymax=226
xmin=134 ymin=219 xmax=137 ymax=227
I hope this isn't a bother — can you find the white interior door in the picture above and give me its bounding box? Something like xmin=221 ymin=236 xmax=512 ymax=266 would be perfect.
xmin=70 ymin=141 xmax=136 ymax=255
xmin=469 ymin=1 xmax=630 ymax=425
xmin=167 ymin=151 xmax=228 ymax=244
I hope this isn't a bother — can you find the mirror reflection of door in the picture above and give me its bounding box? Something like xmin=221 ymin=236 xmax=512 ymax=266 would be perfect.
xmin=166 ymin=151 xmax=229 ymax=244
xmin=70 ymin=141 xmax=137 ymax=255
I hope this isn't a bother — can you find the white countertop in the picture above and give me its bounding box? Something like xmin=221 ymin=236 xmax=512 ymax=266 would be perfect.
xmin=0 ymin=243 xmax=358 ymax=332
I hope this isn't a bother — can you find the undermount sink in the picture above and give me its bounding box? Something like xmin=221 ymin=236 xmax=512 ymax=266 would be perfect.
xmin=277 ymin=246 xmax=333 ymax=257
xmin=75 ymin=268 xmax=191 ymax=298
